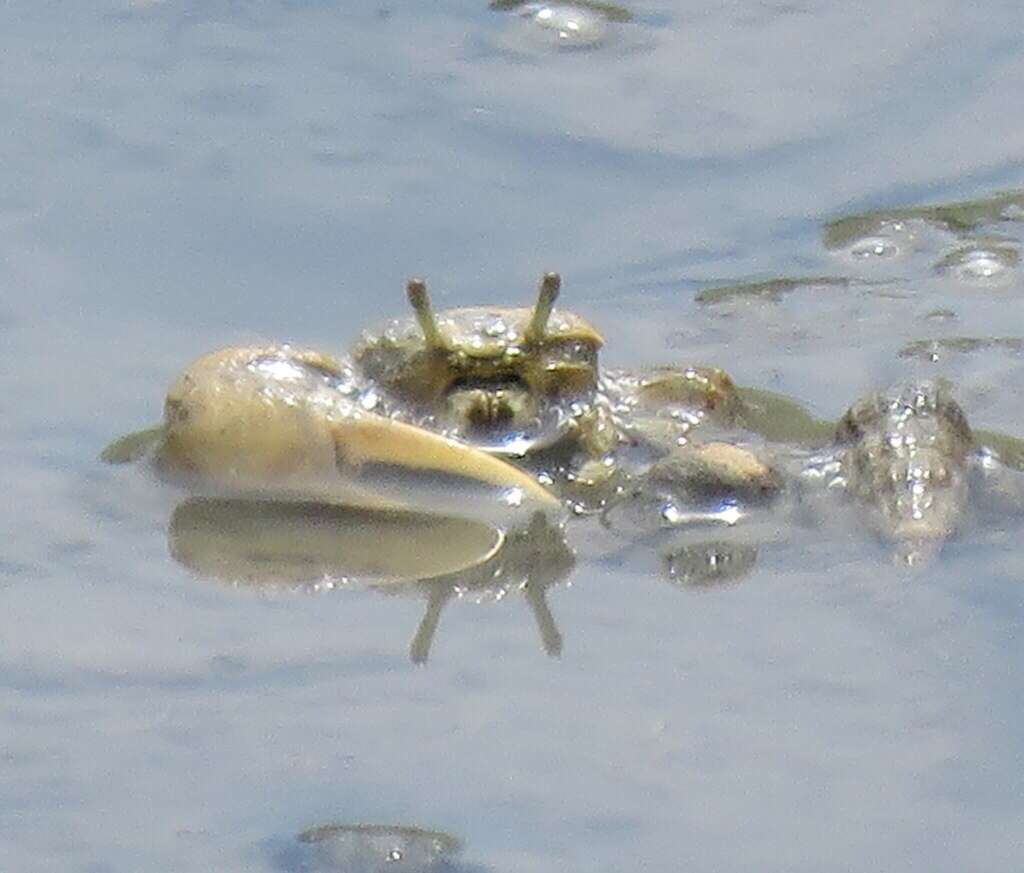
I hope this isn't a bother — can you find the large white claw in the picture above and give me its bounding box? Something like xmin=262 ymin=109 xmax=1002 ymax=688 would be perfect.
xmin=133 ymin=345 xmax=558 ymax=517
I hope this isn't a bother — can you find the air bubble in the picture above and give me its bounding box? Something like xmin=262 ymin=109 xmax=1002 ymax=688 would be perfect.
xmin=514 ymin=3 xmax=609 ymax=49
xmin=297 ymin=824 xmax=461 ymax=872
xmin=359 ymin=388 xmax=380 ymax=411
xmin=959 ymin=252 xmax=1004 ymax=280
xmin=485 ymin=318 xmax=508 ymax=337
xmin=939 ymin=244 xmax=1018 ymax=285
xmin=848 ymin=236 xmax=900 ymax=259
xmin=661 ymin=502 xmax=685 ymax=525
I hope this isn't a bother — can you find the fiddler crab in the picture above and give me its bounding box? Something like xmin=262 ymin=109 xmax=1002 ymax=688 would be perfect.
xmin=102 ymin=272 xmax=796 ymax=660
xmin=104 ymin=271 xmax=1024 ymax=656
xmin=105 ymin=272 xmax=787 ymax=519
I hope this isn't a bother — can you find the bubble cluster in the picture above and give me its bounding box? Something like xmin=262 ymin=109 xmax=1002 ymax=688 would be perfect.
xmin=297 ymin=824 xmax=462 ymax=873
xmin=518 ymin=3 xmax=609 ymax=48
xmin=938 ymin=243 xmax=1019 ymax=286
xmin=830 ymin=217 xmax=919 ymax=263
xmin=1001 ymin=202 xmax=1024 ymax=221
xmin=848 ymin=235 xmax=901 ymax=260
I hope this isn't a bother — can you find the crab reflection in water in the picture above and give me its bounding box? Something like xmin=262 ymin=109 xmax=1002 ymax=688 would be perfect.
xmin=169 ymin=500 xmax=574 ymax=663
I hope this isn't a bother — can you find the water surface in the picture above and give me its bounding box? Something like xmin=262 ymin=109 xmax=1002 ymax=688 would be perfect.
xmin=3 ymin=1 xmax=1024 ymax=871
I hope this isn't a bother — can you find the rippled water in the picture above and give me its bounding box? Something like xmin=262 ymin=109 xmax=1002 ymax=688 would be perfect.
xmin=4 ymin=1 xmax=1024 ymax=871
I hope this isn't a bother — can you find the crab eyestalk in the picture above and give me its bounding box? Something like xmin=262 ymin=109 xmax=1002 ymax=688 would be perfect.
xmin=526 ymin=272 xmax=560 ymax=342
xmin=406 ymin=278 xmax=446 ymax=348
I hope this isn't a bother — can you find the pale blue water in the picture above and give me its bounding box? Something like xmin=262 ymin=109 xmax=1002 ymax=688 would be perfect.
xmin=3 ymin=1 xmax=1024 ymax=871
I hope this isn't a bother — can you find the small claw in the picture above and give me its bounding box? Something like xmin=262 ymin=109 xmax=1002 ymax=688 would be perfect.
xmin=524 ymin=583 xmax=563 ymax=657
xmin=410 ymin=587 xmax=450 ymax=665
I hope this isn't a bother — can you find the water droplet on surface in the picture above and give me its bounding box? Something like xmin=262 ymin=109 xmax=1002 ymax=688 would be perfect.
xmin=957 ymin=252 xmax=1005 ymax=280
xmin=848 ymin=236 xmax=900 ymax=259
xmin=501 ymin=487 xmax=525 ymax=508
xmin=297 ymin=824 xmax=461 ymax=873
xmin=939 ymin=244 xmax=1019 ymax=285
xmin=516 ymin=3 xmax=608 ymax=49
xmin=660 ymin=501 xmax=686 ymax=525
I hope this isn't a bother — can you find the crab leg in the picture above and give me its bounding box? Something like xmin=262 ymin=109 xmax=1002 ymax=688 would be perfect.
xmin=409 ymin=586 xmax=451 ymax=664
xmin=523 ymin=581 xmax=563 ymax=657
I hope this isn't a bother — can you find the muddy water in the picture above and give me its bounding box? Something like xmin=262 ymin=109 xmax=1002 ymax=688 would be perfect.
xmin=3 ymin=1 xmax=1024 ymax=871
